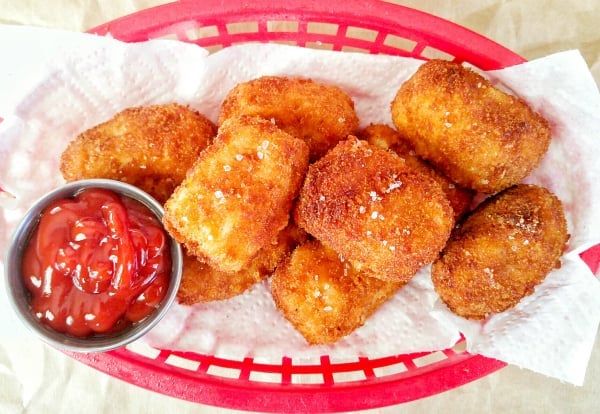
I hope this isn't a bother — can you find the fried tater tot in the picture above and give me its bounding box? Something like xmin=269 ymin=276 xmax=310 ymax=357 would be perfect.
xmin=391 ymin=60 xmax=551 ymax=193
xmin=218 ymin=76 xmax=359 ymax=161
xmin=431 ymin=184 xmax=569 ymax=319
xmin=178 ymin=222 xmax=307 ymax=304
xmin=163 ymin=115 xmax=310 ymax=273
xmin=294 ymin=137 xmax=454 ymax=283
xmin=60 ymin=103 xmax=216 ymax=203
xmin=359 ymin=123 xmax=474 ymax=220
xmin=271 ymin=240 xmax=404 ymax=344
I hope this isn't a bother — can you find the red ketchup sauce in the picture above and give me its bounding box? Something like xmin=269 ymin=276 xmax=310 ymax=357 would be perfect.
xmin=21 ymin=188 xmax=172 ymax=337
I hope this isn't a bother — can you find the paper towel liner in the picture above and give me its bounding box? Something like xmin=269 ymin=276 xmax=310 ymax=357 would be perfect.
xmin=0 ymin=26 xmax=598 ymax=385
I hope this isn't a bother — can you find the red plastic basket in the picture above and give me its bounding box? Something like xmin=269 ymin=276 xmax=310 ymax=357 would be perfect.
xmin=64 ymin=0 xmax=597 ymax=412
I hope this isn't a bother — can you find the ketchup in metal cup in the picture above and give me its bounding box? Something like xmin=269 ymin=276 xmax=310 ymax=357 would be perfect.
xmin=21 ymin=188 xmax=172 ymax=338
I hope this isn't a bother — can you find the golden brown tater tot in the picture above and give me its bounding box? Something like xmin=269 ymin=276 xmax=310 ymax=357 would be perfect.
xmin=271 ymin=240 xmax=404 ymax=344
xmin=163 ymin=115 xmax=309 ymax=273
xmin=431 ymin=184 xmax=569 ymax=319
xmin=60 ymin=103 xmax=216 ymax=203
xmin=219 ymin=76 xmax=359 ymax=161
xmin=391 ymin=60 xmax=551 ymax=193
xmin=294 ymin=137 xmax=454 ymax=283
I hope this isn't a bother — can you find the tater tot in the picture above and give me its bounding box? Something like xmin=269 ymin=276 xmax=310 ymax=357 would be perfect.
xmin=391 ymin=59 xmax=551 ymax=193
xmin=359 ymin=123 xmax=474 ymax=220
xmin=178 ymin=223 xmax=307 ymax=304
xmin=431 ymin=184 xmax=569 ymax=319
xmin=163 ymin=115 xmax=309 ymax=273
xmin=218 ymin=76 xmax=359 ymax=161
xmin=60 ymin=103 xmax=216 ymax=203
xmin=271 ymin=240 xmax=404 ymax=344
xmin=294 ymin=137 xmax=454 ymax=283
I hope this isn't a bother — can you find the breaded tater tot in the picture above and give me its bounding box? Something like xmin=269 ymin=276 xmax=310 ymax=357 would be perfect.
xmin=359 ymin=124 xmax=474 ymax=220
xmin=294 ymin=137 xmax=454 ymax=283
xmin=431 ymin=184 xmax=569 ymax=319
xmin=218 ymin=76 xmax=359 ymax=161
xmin=271 ymin=240 xmax=404 ymax=344
xmin=178 ymin=223 xmax=307 ymax=304
xmin=391 ymin=60 xmax=551 ymax=193
xmin=163 ymin=115 xmax=309 ymax=273
xmin=60 ymin=103 xmax=216 ymax=203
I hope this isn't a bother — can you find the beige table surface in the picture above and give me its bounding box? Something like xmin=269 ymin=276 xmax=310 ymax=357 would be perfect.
xmin=0 ymin=1 xmax=598 ymax=413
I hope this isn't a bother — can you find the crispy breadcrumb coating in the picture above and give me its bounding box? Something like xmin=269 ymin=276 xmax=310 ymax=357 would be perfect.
xmin=431 ymin=184 xmax=569 ymax=319
xmin=60 ymin=103 xmax=216 ymax=203
xmin=294 ymin=136 xmax=454 ymax=283
xmin=218 ymin=76 xmax=359 ymax=161
xmin=163 ymin=115 xmax=309 ymax=273
xmin=391 ymin=59 xmax=551 ymax=193
xmin=271 ymin=240 xmax=404 ymax=344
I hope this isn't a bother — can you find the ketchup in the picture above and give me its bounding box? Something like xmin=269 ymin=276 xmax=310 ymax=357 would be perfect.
xmin=21 ymin=188 xmax=172 ymax=337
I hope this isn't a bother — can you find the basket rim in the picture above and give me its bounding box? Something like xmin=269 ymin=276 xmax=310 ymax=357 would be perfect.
xmin=66 ymin=347 xmax=507 ymax=412
xmin=88 ymin=0 xmax=525 ymax=70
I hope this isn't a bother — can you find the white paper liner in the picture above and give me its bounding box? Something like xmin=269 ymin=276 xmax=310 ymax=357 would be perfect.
xmin=0 ymin=25 xmax=599 ymax=385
